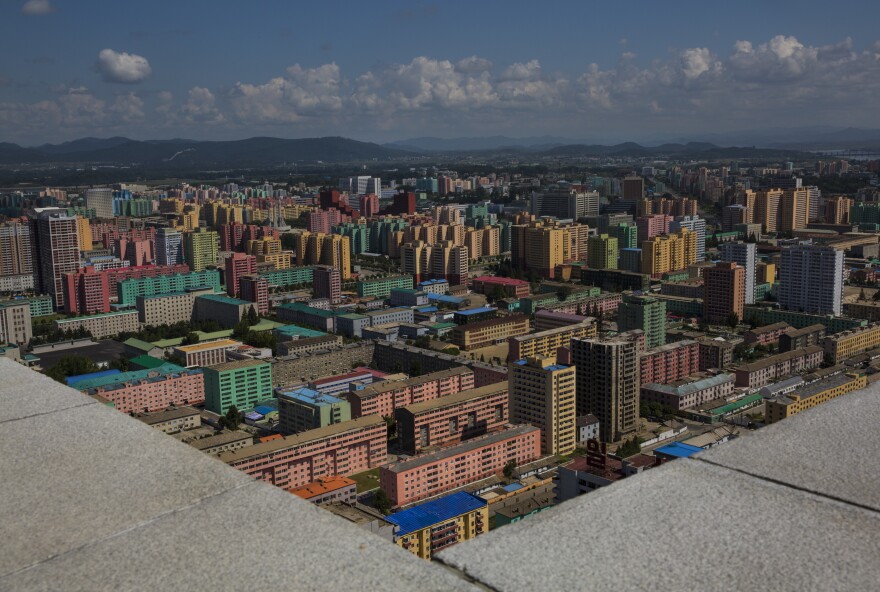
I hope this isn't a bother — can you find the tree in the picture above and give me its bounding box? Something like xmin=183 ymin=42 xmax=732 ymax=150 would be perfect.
xmin=219 ymin=405 xmax=244 ymax=430
xmin=860 ymin=288 xmax=867 ymax=301
xmin=46 ymin=355 xmax=100 ymax=383
xmin=616 ymin=436 xmax=643 ymax=458
xmin=108 ymin=357 xmax=129 ymax=372
xmin=182 ymin=332 xmax=199 ymax=345
xmin=409 ymin=361 xmax=422 ymax=377
xmin=557 ymin=284 xmax=574 ymax=302
xmin=374 ymin=489 xmax=392 ymax=515
xmin=726 ymin=312 xmax=740 ymax=329
xmin=246 ymin=306 xmax=259 ymax=326
xmin=503 ymin=459 xmax=517 ymax=480
xmin=383 ymin=415 xmax=397 ymax=440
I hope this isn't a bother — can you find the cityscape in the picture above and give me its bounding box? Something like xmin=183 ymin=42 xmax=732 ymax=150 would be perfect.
xmin=2 ymin=1 xmax=880 ymax=590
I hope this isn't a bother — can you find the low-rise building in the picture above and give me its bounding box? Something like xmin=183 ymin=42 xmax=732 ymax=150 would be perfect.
xmin=471 ymin=276 xmax=531 ymax=298
xmin=135 ymin=286 xmax=213 ymax=326
xmin=277 ymin=387 xmax=352 ymax=434
xmin=346 ymin=366 xmax=474 ymax=418
xmin=823 ymin=323 xmax=880 ymax=365
xmin=533 ymin=310 xmax=591 ymax=332
xmin=220 ymin=415 xmax=388 ymax=489
xmin=641 ymin=373 xmax=735 ymax=411
xmin=53 ymin=310 xmax=139 ymax=340
xmin=188 ymin=430 xmax=253 ymax=456
xmin=555 ymin=443 xmax=658 ymax=502
xmin=357 ymin=275 xmax=414 ymax=298
xmin=288 ymin=476 xmax=357 ymax=505
xmin=451 ymin=314 xmax=531 ymax=350
xmin=173 ymin=339 xmax=243 ymax=368
xmin=639 ymin=340 xmax=700 ymax=385
xmin=336 ymin=313 xmax=371 ymax=338
xmin=390 ymin=288 xmax=430 ymax=308
xmin=74 ymin=364 xmax=205 ymax=414
xmin=278 ymin=334 xmax=343 ymax=357
xmin=779 ymin=324 xmax=826 ymax=352
xmin=387 ymin=492 xmax=488 ymax=561
xmin=0 ymin=300 xmax=32 ymax=345
xmin=135 ymin=406 xmax=201 ymax=433
xmin=766 ymin=373 xmax=868 ymax=424
xmin=367 ymin=307 xmax=416 ymax=327
xmin=697 ymin=336 xmax=736 ymax=370
xmin=379 ymin=424 xmax=542 ymax=507
xmin=193 ymin=294 xmax=255 ymax=329
xmin=744 ymin=322 xmax=791 ymax=345
xmin=576 ymin=414 xmax=600 ymax=444
xmin=733 ymin=346 xmax=824 ymax=389
xmin=417 ymin=279 xmax=449 ymax=294
xmin=395 ymin=382 xmax=509 ymax=454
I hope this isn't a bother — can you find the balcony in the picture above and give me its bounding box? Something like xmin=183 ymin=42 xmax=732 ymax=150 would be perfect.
xmin=3 ymin=358 xmax=880 ymax=590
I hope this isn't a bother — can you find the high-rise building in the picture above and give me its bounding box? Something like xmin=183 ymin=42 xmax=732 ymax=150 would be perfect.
xmin=608 ymin=222 xmax=638 ymax=249
xmin=238 ymin=275 xmax=269 ymax=315
xmin=0 ymin=300 xmax=32 ymax=345
xmin=641 ymin=229 xmax=698 ymax=278
xmin=155 ymin=228 xmax=183 ymax=266
xmin=84 ymin=188 xmax=114 ymax=219
xmin=636 ymin=214 xmax=673 ymax=240
xmin=183 ymin=228 xmax=218 ymax=272
xmin=753 ymin=189 xmax=783 ymax=232
xmin=529 ymin=190 xmax=599 ymax=220
xmin=313 ymin=266 xmax=341 ymax=304
xmin=62 ymin=267 xmax=111 ymax=315
xmin=587 ymin=234 xmax=619 ymax=270
xmin=0 ymin=218 xmax=33 ymax=279
xmin=571 ymin=337 xmax=640 ymax=443
xmin=824 ymin=196 xmax=853 ymax=225
xmin=703 ymin=262 xmax=745 ymax=324
xmin=75 ymin=217 xmax=93 ymax=252
xmin=779 ymin=188 xmax=810 ymax=233
xmin=524 ymin=226 xmax=565 ymax=279
xmin=509 ymin=355 xmax=577 ymax=456
xmin=720 ymin=242 xmax=756 ymax=304
xmin=622 ymin=177 xmax=644 ymax=201
xmin=224 ymin=252 xmax=256 ymax=297
xmin=778 ymin=245 xmax=843 ymax=316
xmin=359 ymin=194 xmax=380 ymax=218
xmin=31 ymin=210 xmax=81 ymax=309
xmin=617 ymin=293 xmax=666 ymax=349
xmin=670 ymin=216 xmax=707 ymax=262
xmin=320 ymin=234 xmax=352 ymax=280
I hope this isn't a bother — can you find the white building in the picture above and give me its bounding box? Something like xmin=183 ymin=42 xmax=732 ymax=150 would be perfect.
xmin=778 ymin=245 xmax=843 ymax=316
xmin=84 ymin=188 xmax=114 ymax=219
xmin=670 ymin=216 xmax=707 ymax=262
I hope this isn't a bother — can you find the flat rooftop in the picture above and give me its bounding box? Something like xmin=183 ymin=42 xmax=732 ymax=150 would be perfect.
xmin=348 ymin=366 xmax=473 ymax=399
xmin=399 ymin=382 xmax=508 ymax=415
xmin=137 ymin=406 xmax=200 ymax=425
xmin=175 ymin=338 xmax=242 ymax=353
xmin=188 ymin=430 xmax=252 ymax=451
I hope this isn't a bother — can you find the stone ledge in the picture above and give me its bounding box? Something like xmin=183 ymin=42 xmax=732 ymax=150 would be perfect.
xmin=0 ymin=359 xmax=476 ymax=591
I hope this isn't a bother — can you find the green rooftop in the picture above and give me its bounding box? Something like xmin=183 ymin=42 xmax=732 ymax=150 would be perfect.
xmin=123 ymin=338 xmax=157 ymax=352
xmin=128 ymin=355 xmax=168 ymax=370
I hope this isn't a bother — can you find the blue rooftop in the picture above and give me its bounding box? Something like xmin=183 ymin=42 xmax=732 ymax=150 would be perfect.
xmin=279 ymin=387 xmax=345 ymax=406
xmin=654 ymin=442 xmax=703 ymax=459
xmin=253 ymin=405 xmax=276 ymax=416
xmin=427 ymin=293 xmax=464 ymax=304
xmin=416 ymin=306 xmax=439 ymax=313
xmin=419 ymin=279 xmax=449 ymax=286
xmin=502 ymin=483 xmax=524 ymax=493
xmin=66 ymin=369 xmax=120 ymax=387
xmin=386 ymin=492 xmax=486 ymax=536
xmin=456 ymin=307 xmax=496 ymax=316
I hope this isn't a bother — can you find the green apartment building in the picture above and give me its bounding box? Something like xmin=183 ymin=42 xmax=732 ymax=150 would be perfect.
xmin=617 ymin=293 xmax=667 ymax=349
xmin=2 ymin=295 xmax=54 ymax=318
xmin=258 ymin=266 xmax=315 ymax=289
xmin=117 ymin=270 xmax=221 ymax=306
xmin=356 ymin=275 xmax=414 ymax=298
xmin=203 ymin=359 xmax=273 ymax=415
xmin=277 ymin=387 xmax=352 ymax=434
xmin=587 ymin=234 xmax=619 ymax=270
xmin=609 ymin=222 xmax=638 ymax=249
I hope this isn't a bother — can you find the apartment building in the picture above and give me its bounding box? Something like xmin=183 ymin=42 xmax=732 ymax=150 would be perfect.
xmin=136 ymin=406 xmax=201 ymax=434
xmin=509 ymin=355 xmax=577 ymax=456
xmin=172 ymin=338 xmax=243 ymax=368
xmin=202 ymin=359 xmax=273 ymax=415
xmin=117 ymin=269 xmax=221 ymax=307
xmin=62 ymin=268 xmax=111 ymax=315
xmin=744 ymin=322 xmax=791 ymax=345
xmin=451 ymin=314 xmax=531 ymax=350
xmin=76 ymin=365 xmax=205 ymax=414
xmin=0 ymin=301 xmax=32 ymax=345
xmin=395 ymin=382 xmax=509 ymax=454
xmin=135 ymin=287 xmax=214 ymax=326
xmin=823 ymin=323 xmax=880 ymax=365
xmin=379 ymin=424 xmax=542 ymax=506
xmin=641 ymin=373 xmax=735 ymax=411
xmin=53 ymin=310 xmax=139 ymax=339
xmin=356 ymin=275 xmax=415 ymax=298
xmin=278 ymin=387 xmax=352 ymax=435
xmin=766 ymin=373 xmax=868 ymax=424
xmin=471 ymin=276 xmax=531 ymax=299
xmin=346 ymin=367 xmax=474 ymax=419
xmin=388 ymin=492 xmax=488 ymax=561
xmin=533 ymin=310 xmax=592 ymax=332
xmin=779 ymin=324 xmax=826 ymax=352
xmin=733 ymin=346 xmax=824 ymax=388
xmin=289 ymin=476 xmax=357 ymax=505
xmin=639 ymin=340 xmax=700 ymax=385
xmin=220 ymin=415 xmax=388 ymax=489
xmin=508 ymin=321 xmax=597 ymax=361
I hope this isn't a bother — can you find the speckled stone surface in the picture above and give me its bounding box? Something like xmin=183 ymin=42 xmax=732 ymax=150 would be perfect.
xmin=438 ymin=460 xmax=880 ymax=592
xmin=0 ymin=360 xmax=473 ymax=591
xmin=698 ymin=382 xmax=880 ymax=511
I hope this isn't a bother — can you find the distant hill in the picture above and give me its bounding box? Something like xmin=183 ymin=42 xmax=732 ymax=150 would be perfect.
xmin=540 ymin=141 xmax=810 ymax=159
xmin=386 ymin=135 xmax=575 ymax=152
xmin=0 ymin=136 xmax=417 ymax=166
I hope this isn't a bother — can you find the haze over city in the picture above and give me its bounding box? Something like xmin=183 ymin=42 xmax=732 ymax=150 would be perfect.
xmin=3 ymin=0 xmax=880 ymax=144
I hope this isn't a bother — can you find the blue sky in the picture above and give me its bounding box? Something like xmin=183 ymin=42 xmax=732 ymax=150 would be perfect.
xmin=2 ymin=0 xmax=879 ymax=144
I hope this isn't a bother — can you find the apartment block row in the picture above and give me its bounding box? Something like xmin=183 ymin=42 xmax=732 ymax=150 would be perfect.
xmin=73 ymin=364 xmax=205 ymax=414
xmin=733 ymin=346 xmax=824 ymax=388
xmin=346 ymin=366 xmax=475 ymax=418
xmin=508 ymin=321 xmax=597 ymax=361
xmin=639 ymin=339 xmax=700 ymax=385
xmin=451 ymin=314 xmax=531 ymax=350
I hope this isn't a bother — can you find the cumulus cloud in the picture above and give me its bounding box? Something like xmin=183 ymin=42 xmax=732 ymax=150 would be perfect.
xmin=230 ymin=63 xmax=343 ymax=123
xmin=181 ymin=87 xmax=225 ymax=124
xmin=456 ymin=56 xmax=493 ymax=73
xmin=21 ymin=0 xmax=55 ymax=15
xmin=96 ymin=49 xmax=152 ymax=84
xmin=729 ymin=35 xmax=818 ymax=80
xmin=680 ymin=47 xmax=721 ymax=80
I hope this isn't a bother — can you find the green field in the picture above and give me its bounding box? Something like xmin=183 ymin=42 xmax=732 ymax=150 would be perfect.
xmin=350 ymin=468 xmax=380 ymax=493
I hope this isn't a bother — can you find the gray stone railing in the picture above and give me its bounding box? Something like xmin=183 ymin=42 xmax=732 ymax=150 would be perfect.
xmin=2 ymin=356 xmax=878 ymax=591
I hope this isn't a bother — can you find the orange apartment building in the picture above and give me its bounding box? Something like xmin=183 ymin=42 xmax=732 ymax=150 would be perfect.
xmin=220 ymin=416 xmax=388 ymax=490
xmin=345 ymin=366 xmax=474 ymax=418
xmin=379 ymin=424 xmax=542 ymax=507
xmin=395 ymin=382 xmax=510 ymax=455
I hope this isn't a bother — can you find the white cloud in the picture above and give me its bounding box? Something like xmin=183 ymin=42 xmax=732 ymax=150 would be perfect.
xmin=230 ymin=63 xmax=343 ymax=123
xmin=96 ymin=49 xmax=152 ymax=84
xmin=680 ymin=48 xmax=721 ymax=80
xmin=21 ymin=0 xmax=55 ymax=15
xmin=456 ymin=56 xmax=493 ymax=73
xmin=181 ymin=87 xmax=225 ymax=124
xmin=110 ymin=93 xmax=145 ymax=122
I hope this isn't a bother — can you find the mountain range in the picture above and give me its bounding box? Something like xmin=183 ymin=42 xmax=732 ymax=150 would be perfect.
xmin=0 ymin=133 xmax=857 ymax=168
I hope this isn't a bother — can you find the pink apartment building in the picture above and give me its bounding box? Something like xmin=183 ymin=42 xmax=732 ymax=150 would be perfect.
xmin=379 ymin=424 xmax=542 ymax=507
xmin=636 ymin=214 xmax=674 ymax=240
xmin=639 ymin=339 xmax=700 ymax=385
xmin=307 ymin=209 xmax=342 ymax=234
xmin=220 ymin=416 xmax=388 ymax=490
xmin=346 ymin=366 xmax=475 ymax=418
xmin=395 ymin=382 xmax=510 ymax=455
xmin=85 ymin=369 xmax=205 ymax=414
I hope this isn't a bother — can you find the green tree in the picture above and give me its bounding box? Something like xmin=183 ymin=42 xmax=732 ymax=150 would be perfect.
xmin=616 ymin=436 xmax=644 ymax=458
xmin=46 ymin=355 xmax=100 ymax=383
xmin=374 ymin=489 xmax=392 ymax=515
xmin=503 ymin=459 xmax=517 ymax=480
xmin=727 ymin=312 xmax=740 ymax=329
xmin=218 ymin=405 xmax=244 ymax=430
xmin=246 ymin=306 xmax=259 ymax=326
xmin=108 ymin=357 xmax=129 ymax=372
xmin=409 ymin=361 xmax=422 ymax=377
xmin=182 ymin=332 xmax=200 ymax=345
